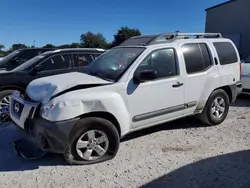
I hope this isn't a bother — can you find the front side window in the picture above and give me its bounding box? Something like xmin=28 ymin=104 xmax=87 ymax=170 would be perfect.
xmin=136 ymin=48 xmax=178 ymax=80
xmin=213 ymin=42 xmax=238 ymax=65
xmin=182 ymin=43 xmax=212 ymax=74
xmin=87 ymin=47 xmax=145 ymax=82
xmin=41 ymin=54 xmax=70 ymax=71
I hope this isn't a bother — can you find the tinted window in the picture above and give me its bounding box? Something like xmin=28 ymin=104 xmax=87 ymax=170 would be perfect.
xmin=0 ymin=50 xmax=41 ymax=70
xmin=137 ymin=48 xmax=177 ymax=79
xmin=213 ymin=42 xmax=238 ymax=65
xmin=41 ymin=54 xmax=70 ymax=71
xmin=72 ymin=53 xmax=96 ymax=67
xmin=182 ymin=43 xmax=212 ymax=74
xmin=200 ymin=43 xmax=212 ymax=69
xmin=18 ymin=50 xmax=39 ymax=60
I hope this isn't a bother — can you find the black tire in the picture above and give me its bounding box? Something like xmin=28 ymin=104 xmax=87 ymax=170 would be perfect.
xmin=64 ymin=117 xmax=120 ymax=165
xmin=0 ymin=90 xmax=15 ymax=121
xmin=198 ymin=89 xmax=229 ymax=126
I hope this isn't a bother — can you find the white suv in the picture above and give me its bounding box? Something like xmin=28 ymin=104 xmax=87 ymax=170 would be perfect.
xmin=10 ymin=33 xmax=242 ymax=165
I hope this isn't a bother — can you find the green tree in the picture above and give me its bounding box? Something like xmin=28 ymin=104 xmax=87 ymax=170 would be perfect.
xmin=11 ymin=43 xmax=28 ymax=51
xmin=0 ymin=44 xmax=5 ymax=51
xmin=111 ymin=26 xmax=141 ymax=47
xmin=43 ymin=44 xmax=56 ymax=48
xmin=80 ymin=32 xmax=108 ymax=49
xmin=69 ymin=42 xmax=81 ymax=48
xmin=56 ymin=43 xmax=81 ymax=49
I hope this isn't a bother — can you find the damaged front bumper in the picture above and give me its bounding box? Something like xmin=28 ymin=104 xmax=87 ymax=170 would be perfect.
xmin=24 ymin=117 xmax=79 ymax=153
xmin=10 ymin=91 xmax=79 ymax=154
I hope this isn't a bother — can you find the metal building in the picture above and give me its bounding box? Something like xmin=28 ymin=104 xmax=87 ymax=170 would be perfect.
xmin=205 ymin=0 xmax=250 ymax=59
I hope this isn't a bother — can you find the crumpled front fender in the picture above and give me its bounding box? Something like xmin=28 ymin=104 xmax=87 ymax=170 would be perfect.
xmin=43 ymin=91 xmax=131 ymax=136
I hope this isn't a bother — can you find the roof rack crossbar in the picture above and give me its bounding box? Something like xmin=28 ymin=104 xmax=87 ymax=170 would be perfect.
xmin=161 ymin=32 xmax=222 ymax=38
xmin=149 ymin=32 xmax=222 ymax=44
xmin=119 ymin=32 xmax=223 ymax=46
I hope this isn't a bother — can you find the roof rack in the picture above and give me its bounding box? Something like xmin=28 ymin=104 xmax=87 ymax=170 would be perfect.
xmin=119 ymin=32 xmax=222 ymax=46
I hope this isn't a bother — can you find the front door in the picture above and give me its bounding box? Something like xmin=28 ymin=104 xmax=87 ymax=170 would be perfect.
xmin=29 ymin=53 xmax=72 ymax=80
xmin=127 ymin=48 xmax=185 ymax=129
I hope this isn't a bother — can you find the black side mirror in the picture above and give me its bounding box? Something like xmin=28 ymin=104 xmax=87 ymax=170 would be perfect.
xmin=13 ymin=57 xmax=21 ymax=62
xmin=29 ymin=64 xmax=43 ymax=75
xmin=133 ymin=69 xmax=156 ymax=84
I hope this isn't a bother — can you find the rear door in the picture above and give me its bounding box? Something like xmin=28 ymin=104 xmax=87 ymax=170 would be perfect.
xmin=178 ymin=42 xmax=219 ymax=115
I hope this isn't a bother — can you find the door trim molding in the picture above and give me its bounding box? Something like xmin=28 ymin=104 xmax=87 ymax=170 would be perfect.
xmin=132 ymin=101 xmax=197 ymax=122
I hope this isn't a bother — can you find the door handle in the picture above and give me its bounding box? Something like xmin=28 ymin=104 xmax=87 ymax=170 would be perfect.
xmin=172 ymin=82 xmax=183 ymax=88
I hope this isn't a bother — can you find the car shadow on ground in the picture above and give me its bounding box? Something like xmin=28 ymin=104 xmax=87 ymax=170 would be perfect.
xmin=0 ymin=97 xmax=249 ymax=172
xmin=231 ymin=94 xmax=250 ymax=107
xmin=0 ymin=117 xmax=207 ymax=172
xmin=141 ymin=150 xmax=250 ymax=188
xmin=0 ymin=124 xmax=67 ymax=172
xmin=122 ymin=116 xmax=207 ymax=142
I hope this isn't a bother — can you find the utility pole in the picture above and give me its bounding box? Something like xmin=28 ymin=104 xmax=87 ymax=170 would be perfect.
xmin=33 ymin=40 xmax=36 ymax=48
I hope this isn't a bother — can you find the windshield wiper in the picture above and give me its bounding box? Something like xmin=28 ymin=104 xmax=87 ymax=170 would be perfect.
xmin=85 ymin=68 xmax=114 ymax=82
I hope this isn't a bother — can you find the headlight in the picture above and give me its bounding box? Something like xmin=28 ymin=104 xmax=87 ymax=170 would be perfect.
xmin=41 ymin=103 xmax=54 ymax=117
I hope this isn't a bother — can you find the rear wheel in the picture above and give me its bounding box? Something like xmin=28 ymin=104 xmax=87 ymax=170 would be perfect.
xmin=64 ymin=117 xmax=120 ymax=165
xmin=199 ymin=89 xmax=229 ymax=126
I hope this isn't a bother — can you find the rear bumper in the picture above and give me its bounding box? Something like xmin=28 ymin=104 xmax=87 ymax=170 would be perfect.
xmin=23 ymin=117 xmax=79 ymax=153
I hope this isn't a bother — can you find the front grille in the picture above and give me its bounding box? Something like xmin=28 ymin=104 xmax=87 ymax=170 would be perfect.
xmin=28 ymin=107 xmax=35 ymax=119
xmin=12 ymin=100 xmax=24 ymax=117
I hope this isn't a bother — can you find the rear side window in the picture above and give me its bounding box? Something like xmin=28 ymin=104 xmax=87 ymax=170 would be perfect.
xmin=71 ymin=52 xmax=98 ymax=67
xmin=213 ymin=42 xmax=238 ymax=65
xmin=182 ymin=43 xmax=212 ymax=74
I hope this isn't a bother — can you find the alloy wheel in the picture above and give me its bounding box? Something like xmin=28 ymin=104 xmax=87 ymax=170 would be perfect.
xmin=211 ymin=97 xmax=225 ymax=119
xmin=76 ymin=130 xmax=109 ymax=161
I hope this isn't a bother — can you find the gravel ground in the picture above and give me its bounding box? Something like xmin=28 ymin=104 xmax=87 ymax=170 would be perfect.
xmin=0 ymin=96 xmax=250 ymax=188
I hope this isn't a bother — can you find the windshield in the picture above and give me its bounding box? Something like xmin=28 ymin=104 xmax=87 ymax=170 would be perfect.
xmin=0 ymin=50 xmax=20 ymax=68
xmin=86 ymin=47 xmax=145 ymax=82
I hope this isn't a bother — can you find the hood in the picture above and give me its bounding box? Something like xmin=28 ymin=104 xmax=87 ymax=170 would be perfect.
xmin=26 ymin=72 xmax=112 ymax=103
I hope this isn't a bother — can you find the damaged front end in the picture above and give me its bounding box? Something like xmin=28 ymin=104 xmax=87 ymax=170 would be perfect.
xmin=10 ymin=91 xmax=79 ymax=157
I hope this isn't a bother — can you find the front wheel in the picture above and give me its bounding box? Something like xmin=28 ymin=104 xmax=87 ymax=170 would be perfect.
xmin=64 ymin=117 xmax=120 ymax=165
xmin=0 ymin=90 xmax=14 ymax=121
xmin=198 ymin=89 xmax=229 ymax=126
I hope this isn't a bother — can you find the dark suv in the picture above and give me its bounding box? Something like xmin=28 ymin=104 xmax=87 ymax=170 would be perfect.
xmin=0 ymin=48 xmax=55 ymax=70
xmin=0 ymin=48 xmax=105 ymax=120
